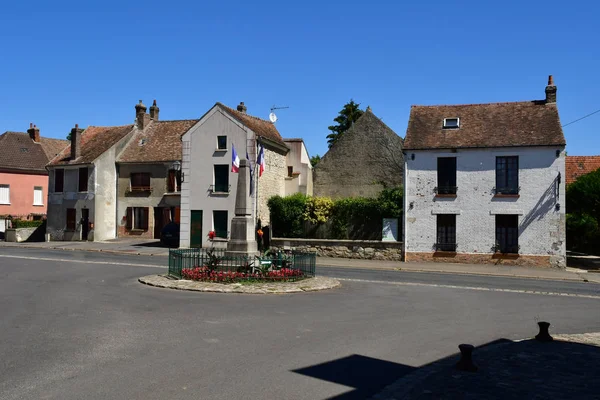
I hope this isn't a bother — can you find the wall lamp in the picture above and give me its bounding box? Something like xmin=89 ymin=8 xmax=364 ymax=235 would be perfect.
xmin=171 ymin=160 xmax=184 ymax=182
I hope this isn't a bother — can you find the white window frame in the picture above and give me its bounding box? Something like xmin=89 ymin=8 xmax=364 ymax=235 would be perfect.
xmin=33 ymin=186 xmax=44 ymax=206
xmin=0 ymin=184 xmax=9 ymax=205
xmin=216 ymin=135 xmax=228 ymax=151
xmin=443 ymin=117 xmax=460 ymax=129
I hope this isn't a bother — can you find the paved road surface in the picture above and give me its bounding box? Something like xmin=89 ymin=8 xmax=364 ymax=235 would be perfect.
xmin=1 ymin=248 xmax=599 ymax=400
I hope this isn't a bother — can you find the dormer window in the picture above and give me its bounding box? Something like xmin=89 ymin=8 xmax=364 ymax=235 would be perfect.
xmin=443 ymin=118 xmax=460 ymax=129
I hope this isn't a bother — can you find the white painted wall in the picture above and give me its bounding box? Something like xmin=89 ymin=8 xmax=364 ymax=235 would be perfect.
xmin=180 ymin=108 xmax=252 ymax=248
xmin=404 ymin=146 xmax=566 ymax=262
xmin=284 ymin=140 xmax=313 ymax=196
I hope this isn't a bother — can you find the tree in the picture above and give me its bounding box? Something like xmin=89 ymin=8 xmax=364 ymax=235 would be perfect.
xmin=66 ymin=131 xmax=72 ymax=141
xmin=310 ymin=154 xmax=321 ymax=167
xmin=326 ymin=100 xmax=364 ymax=148
xmin=566 ymin=167 xmax=600 ymax=254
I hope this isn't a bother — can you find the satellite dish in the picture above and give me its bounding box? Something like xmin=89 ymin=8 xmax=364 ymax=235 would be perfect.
xmin=269 ymin=112 xmax=278 ymax=123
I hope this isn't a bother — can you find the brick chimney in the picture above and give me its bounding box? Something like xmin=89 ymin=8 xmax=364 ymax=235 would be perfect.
xmin=70 ymin=124 xmax=83 ymax=161
xmin=149 ymin=99 xmax=160 ymax=121
xmin=545 ymin=75 xmax=557 ymax=104
xmin=135 ymin=100 xmax=150 ymax=129
xmin=27 ymin=123 xmax=40 ymax=142
xmin=237 ymin=102 xmax=247 ymax=114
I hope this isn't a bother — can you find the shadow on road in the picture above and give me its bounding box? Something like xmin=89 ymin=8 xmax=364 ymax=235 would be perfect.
xmin=293 ymin=337 xmax=600 ymax=399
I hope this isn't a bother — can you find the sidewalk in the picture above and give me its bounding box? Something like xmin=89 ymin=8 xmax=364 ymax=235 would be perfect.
xmin=1 ymin=240 xmax=598 ymax=283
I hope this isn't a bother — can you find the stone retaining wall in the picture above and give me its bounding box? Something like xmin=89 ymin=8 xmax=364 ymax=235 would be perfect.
xmin=271 ymin=238 xmax=403 ymax=261
xmin=5 ymin=228 xmax=37 ymax=243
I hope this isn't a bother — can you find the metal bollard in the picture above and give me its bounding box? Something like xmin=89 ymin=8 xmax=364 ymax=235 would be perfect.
xmin=456 ymin=344 xmax=478 ymax=372
xmin=535 ymin=321 xmax=553 ymax=342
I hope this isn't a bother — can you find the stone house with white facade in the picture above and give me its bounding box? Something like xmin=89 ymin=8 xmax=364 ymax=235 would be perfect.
xmin=283 ymin=138 xmax=313 ymax=196
xmin=179 ymin=102 xmax=312 ymax=248
xmin=403 ymin=76 xmax=566 ymax=267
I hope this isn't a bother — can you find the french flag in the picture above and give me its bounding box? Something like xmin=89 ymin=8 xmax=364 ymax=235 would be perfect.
xmin=257 ymin=144 xmax=265 ymax=177
xmin=231 ymin=145 xmax=240 ymax=173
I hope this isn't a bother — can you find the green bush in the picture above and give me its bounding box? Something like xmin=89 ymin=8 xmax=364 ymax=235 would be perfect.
xmin=566 ymin=167 xmax=600 ymax=255
xmin=267 ymin=187 xmax=403 ymax=239
xmin=12 ymin=219 xmax=44 ymax=228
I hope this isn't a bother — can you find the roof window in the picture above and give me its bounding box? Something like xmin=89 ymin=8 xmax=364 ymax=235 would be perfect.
xmin=443 ymin=118 xmax=460 ymax=129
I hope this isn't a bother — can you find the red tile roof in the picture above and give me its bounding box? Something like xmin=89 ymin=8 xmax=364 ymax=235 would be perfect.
xmin=404 ymin=101 xmax=565 ymax=150
xmin=218 ymin=103 xmax=285 ymax=145
xmin=49 ymin=124 xmax=134 ymax=166
xmin=0 ymin=131 xmax=68 ymax=173
xmin=566 ymin=156 xmax=600 ymax=185
xmin=118 ymin=119 xmax=199 ymax=163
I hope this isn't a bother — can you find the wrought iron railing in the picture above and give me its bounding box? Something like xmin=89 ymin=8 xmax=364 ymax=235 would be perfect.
xmin=435 ymin=242 xmax=458 ymax=252
xmin=494 ymin=186 xmax=520 ymax=195
xmin=168 ymin=248 xmax=316 ymax=281
xmin=434 ymin=186 xmax=458 ymax=195
xmin=492 ymin=244 xmax=520 ymax=254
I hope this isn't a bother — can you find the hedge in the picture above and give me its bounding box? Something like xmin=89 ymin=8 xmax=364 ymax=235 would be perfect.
xmin=268 ymin=187 xmax=403 ymax=240
xmin=566 ymin=167 xmax=600 ymax=255
xmin=11 ymin=219 xmax=45 ymax=228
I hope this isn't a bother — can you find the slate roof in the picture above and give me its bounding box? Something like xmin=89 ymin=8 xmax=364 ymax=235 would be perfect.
xmin=49 ymin=124 xmax=134 ymax=166
xmin=0 ymin=131 xmax=69 ymax=173
xmin=566 ymin=156 xmax=600 ymax=185
xmin=118 ymin=119 xmax=199 ymax=163
xmin=217 ymin=103 xmax=285 ymax=145
xmin=404 ymin=101 xmax=566 ymax=150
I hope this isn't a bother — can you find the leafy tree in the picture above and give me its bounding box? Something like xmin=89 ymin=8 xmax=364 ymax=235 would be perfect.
xmin=566 ymin=167 xmax=600 ymax=254
xmin=66 ymin=131 xmax=72 ymax=141
xmin=326 ymin=100 xmax=364 ymax=148
xmin=310 ymin=154 xmax=321 ymax=167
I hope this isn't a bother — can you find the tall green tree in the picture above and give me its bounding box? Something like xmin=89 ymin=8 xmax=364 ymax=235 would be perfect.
xmin=310 ymin=154 xmax=321 ymax=167
xmin=326 ymin=100 xmax=364 ymax=148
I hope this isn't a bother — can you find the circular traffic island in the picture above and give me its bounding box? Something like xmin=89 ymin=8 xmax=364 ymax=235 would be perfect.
xmin=138 ymin=274 xmax=341 ymax=294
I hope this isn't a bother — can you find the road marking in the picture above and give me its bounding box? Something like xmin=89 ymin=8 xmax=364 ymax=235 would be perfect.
xmin=336 ymin=278 xmax=600 ymax=299
xmin=0 ymin=254 xmax=164 ymax=269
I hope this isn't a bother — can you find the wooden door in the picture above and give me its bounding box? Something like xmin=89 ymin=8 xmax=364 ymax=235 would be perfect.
xmin=190 ymin=210 xmax=202 ymax=248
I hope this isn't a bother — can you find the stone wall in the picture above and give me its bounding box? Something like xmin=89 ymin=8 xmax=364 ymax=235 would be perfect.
xmin=270 ymin=238 xmax=403 ymax=261
xmin=5 ymin=228 xmax=37 ymax=242
xmin=257 ymin=146 xmax=286 ymax=226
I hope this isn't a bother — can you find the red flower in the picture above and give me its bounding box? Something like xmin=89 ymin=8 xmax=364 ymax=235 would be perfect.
xmin=208 ymin=230 xmax=216 ymax=240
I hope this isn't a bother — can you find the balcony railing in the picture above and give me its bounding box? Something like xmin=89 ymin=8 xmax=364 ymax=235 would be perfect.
xmin=434 ymin=186 xmax=458 ymax=195
xmin=494 ymin=186 xmax=520 ymax=195
xmin=435 ymin=242 xmax=458 ymax=252
xmin=209 ymin=184 xmax=231 ymax=193
xmin=129 ymin=186 xmax=152 ymax=192
xmin=492 ymin=244 xmax=520 ymax=254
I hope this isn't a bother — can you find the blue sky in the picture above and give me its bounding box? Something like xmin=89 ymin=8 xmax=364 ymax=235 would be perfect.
xmin=1 ymin=0 xmax=599 ymax=157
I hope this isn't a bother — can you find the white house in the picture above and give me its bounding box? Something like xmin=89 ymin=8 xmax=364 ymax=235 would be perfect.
xmin=179 ymin=102 xmax=313 ymax=249
xmin=403 ymin=76 xmax=566 ymax=267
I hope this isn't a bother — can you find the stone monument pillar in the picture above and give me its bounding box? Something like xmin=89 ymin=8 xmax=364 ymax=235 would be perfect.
xmin=226 ymin=159 xmax=258 ymax=257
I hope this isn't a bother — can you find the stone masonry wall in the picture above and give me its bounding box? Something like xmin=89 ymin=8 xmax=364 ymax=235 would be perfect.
xmin=271 ymin=238 xmax=403 ymax=261
xmin=257 ymin=147 xmax=286 ymax=226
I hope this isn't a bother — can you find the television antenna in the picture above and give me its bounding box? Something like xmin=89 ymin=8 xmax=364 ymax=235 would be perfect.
xmin=269 ymin=105 xmax=289 ymax=124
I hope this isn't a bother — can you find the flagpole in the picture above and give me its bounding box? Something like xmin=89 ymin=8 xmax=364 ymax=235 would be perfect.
xmin=256 ymin=137 xmax=260 ymax=228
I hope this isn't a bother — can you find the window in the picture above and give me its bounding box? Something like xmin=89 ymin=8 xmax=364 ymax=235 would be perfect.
xmin=436 ymin=214 xmax=457 ymax=251
xmin=436 ymin=157 xmax=457 ymax=194
xmin=55 ymin=169 xmax=64 ymax=193
xmin=213 ymin=210 xmax=228 ymax=239
xmin=443 ymin=118 xmax=460 ymax=129
xmin=217 ymin=136 xmax=227 ymax=150
xmin=287 ymin=166 xmax=294 ymax=177
xmin=66 ymin=208 xmax=77 ymax=230
xmin=130 ymin=173 xmax=151 ymax=191
xmin=78 ymin=167 xmax=89 ymax=192
xmin=213 ymin=165 xmax=229 ymax=192
xmin=126 ymin=207 xmax=149 ymax=230
xmin=167 ymin=170 xmax=178 ymax=193
xmin=0 ymin=184 xmax=9 ymax=204
xmin=496 ymin=156 xmax=519 ymax=195
xmin=33 ymin=186 xmax=43 ymax=206
xmin=495 ymin=215 xmax=519 ymax=253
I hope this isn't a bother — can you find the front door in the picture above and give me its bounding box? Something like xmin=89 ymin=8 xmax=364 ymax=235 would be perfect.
xmin=154 ymin=208 xmax=163 ymax=239
xmin=81 ymin=209 xmax=89 ymax=241
xmin=190 ymin=210 xmax=202 ymax=248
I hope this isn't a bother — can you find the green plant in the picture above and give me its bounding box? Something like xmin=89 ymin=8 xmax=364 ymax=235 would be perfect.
xmin=304 ymin=196 xmax=334 ymax=224
xmin=566 ymin=168 xmax=600 ymax=254
xmin=267 ymin=193 xmax=307 ymax=237
xmin=11 ymin=219 xmax=44 ymax=228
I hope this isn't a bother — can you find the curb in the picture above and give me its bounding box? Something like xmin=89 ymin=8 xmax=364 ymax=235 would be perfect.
xmin=138 ymin=274 xmax=341 ymax=294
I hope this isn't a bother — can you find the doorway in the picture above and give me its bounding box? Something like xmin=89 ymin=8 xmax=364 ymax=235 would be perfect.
xmin=190 ymin=210 xmax=202 ymax=248
xmin=81 ymin=209 xmax=89 ymax=241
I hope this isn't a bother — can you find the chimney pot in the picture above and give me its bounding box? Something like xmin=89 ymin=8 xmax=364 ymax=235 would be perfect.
xmin=70 ymin=124 xmax=84 ymax=161
xmin=149 ymin=99 xmax=160 ymax=121
xmin=27 ymin=123 xmax=41 ymax=143
xmin=135 ymin=100 xmax=149 ymax=129
xmin=237 ymin=102 xmax=247 ymax=114
xmin=545 ymin=75 xmax=557 ymax=104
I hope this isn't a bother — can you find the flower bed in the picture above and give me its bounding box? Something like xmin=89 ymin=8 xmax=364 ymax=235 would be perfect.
xmin=181 ymin=266 xmax=305 ymax=283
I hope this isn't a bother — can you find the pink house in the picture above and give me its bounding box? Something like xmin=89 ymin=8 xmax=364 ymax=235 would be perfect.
xmin=0 ymin=125 xmax=68 ymax=218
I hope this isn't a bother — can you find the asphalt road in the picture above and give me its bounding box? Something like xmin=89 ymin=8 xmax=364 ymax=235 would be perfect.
xmin=1 ymin=248 xmax=599 ymax=400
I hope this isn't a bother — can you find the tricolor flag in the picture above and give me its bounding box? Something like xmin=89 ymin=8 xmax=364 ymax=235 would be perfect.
xmin=257 ymin=144 xmax=265 ymax=177
xmin=231 ymin=145 xmax=240 ymax=173
xmin=247 ymin=151 xmax=254 ymax=195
